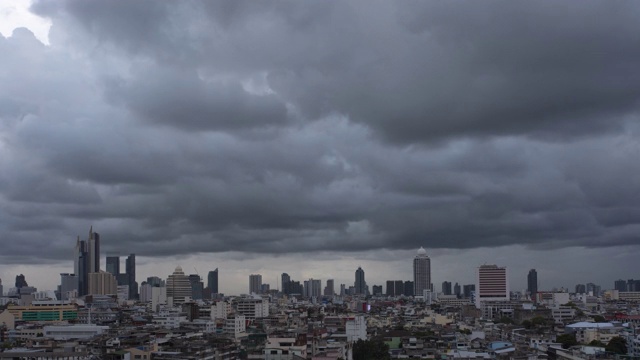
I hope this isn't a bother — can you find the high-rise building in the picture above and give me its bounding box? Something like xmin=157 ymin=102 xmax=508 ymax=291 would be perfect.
xmin=74 ymin=237 xmax=89 ymax=296
xmin=126 ymin=254 xmax=137 ymax=299
xmin=281 ymin=273 xmax=291 ymax=294
xmin=15 ymin=274 xmax=28 ymax=288
xmin=324 ymin=279 xmax=335 ymax=296
xmin=586 ymin=283 xmax=600 ymax=296
xmin=355 ymin=267 xmax=366 ymax=295
xmin=87 ymin=227 xmax=100 ymax=273
xmin=442 ymin=281 xmax=452 ymax=295
xmin=454 ymin=282 xmax=461 ymax=297
xmin=304 ymin=279 xmax=321 ymax=298
xmin=628 ymin=279 xmax=640 ymax=292
xmin=208 ymin=269 xmax=219 ymax=294
xmin=615 ymin=279 xmax=627 ymax=292
xmin=413 ymin=247 xmax=431 ymax=297
xmin=106 ymin=256 xmax=120 ymax=276
xmin=475 ymin=264 xmax=508 ymax=308
xmin=60 ymin=273 xmax=77 ymax=300
xmin=166 ymin=266 xmax=192 ymax=305
xmin=189 ymin=274 xmax=204 ymax=300
xmin=340 ymin=284 xmax=346 ymax=296
xmin=147 ymin=276 xmax=165 ymax=287
xmin=372 ymin=285 xmax=383 ymax=295
xmin=527 ymin=269 xmax=538 ymax=299
xmin=575 ymin=284 xmax=586 ymax=294
xmin=404 ymin=281 xmax=414 ymax=297
xmin=249 ymin=274 xmax=262 ymax=294
xmin=463 ymin=284 xmax=475 ymax=298
xmin=0 ymin=278 xmax=3 ymax=297
xmin=88 ymin=271 xmax=117 ymax=295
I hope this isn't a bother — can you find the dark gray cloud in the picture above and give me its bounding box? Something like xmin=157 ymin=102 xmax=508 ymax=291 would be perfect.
xmin=0 ymin=0 xmax=639 ymax=276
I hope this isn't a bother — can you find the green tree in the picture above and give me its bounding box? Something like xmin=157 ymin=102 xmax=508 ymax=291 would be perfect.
xmin=556 ymin=334 xmax=578 ymax=349
xmin=605 ymin=337 xmax=627 ymax=354
xmin=531 ymin=316 xmax=547 ymax=326
xmin=498 ymin=316 xmax=514 ymax=324
xmin=353 ymin=339 xmax=391 ymax=360
xmin=521 ymin=320 xmax=533 ymax=329
xmin=588 ymin=340 xmax=605 ymax=347
xmin=592 ymin=315 xmax=606 ymax=323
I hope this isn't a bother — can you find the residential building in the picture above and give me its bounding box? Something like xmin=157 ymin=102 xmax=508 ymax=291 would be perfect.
xmin=324 ymin=279 xmax=335 ymax=296
xmin=250 ymin=274 xmax=262 ymax=294
xmin=442 ymin=281 xmax=452 ymax=295
xmin=88 ymin=271 xmax=117 ymax=295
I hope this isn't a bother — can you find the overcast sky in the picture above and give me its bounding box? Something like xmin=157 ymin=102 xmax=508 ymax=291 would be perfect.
xmin=1 ymin=0 xmax=639 ymax=295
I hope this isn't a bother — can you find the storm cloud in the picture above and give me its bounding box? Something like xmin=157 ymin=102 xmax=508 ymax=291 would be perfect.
xmin=1 ymin=0 xmax=640 ymax=271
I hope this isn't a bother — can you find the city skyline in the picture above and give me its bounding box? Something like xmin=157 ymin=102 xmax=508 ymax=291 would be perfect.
xmin=1 ymin=1 xmax=640 ymax=295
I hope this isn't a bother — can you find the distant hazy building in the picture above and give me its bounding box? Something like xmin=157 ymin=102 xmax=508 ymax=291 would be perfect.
xmin=125 ymin=254 xmax=137 ymax=299
xmin=575 ymin=284 xmax=586 ymax=294
xmin=60 ymin=273 xmax=77 ymax=301
xmin=324 ymin=279 xmax=335 ymax=296
xmin=166 ymin=266 xmax=192 ymax=305
xmin=281 ymin=273 xmax=291 ymax=294
xmin=304 ymin=279 xmax=321 ymax=298
xmin=74 ymin=227 xmax=100 ymax=297
xmin=139 ymin=282 xmax=152 ymax=302
xmin=106 ymin=256 xmax=119 ymax=276
xmin=208 ymin=269 xmax=219 ymax=294
xmin=261 ymin=283 xmax=270 ymax=294
xmin=249 ymin=274 xmax=262 ymax=294
xmin=454 ymin=282 xmax=461 ymax=297
xmin=189 ymin=274 xmax=204 ymax=300
xmin=463 ymin=284 xmax=475 ymax=298
xmin=615 ymin=279 xmax=627 ymax=292
xmin=528 ymin=269 xmax=538 ymax=300
xmin=414 ymin=247 xmax=431 ymax=297
xmin=147 ymin=276 xmax=165 ymax=287
xmin=442 ymin=281 xmax=452 ymax=295
xmin=354 ymin=267 xmax=366 ymax=295
xmin=476 ymin=264 xmax=508 ymax=308
xmin=88 ymin=271 xmax=117 ymax=295
xmin=372 ymin=285 xmax=383 ymax=295
xmin=404 ymin=281 xmax=414 ymax=297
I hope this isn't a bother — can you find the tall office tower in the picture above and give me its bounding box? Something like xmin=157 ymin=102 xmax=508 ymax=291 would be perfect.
xmin=463 ymin=284 xmax=475 ymax=298
xmin=147 ymin=276 xmax=165 ymax=287
xmin=340 ymin=284 xmax=346 ymax=296
xmin=208 ymin=269 xmax=219 ymax=294
xmin=527 ymin=269 xmax=538 ymax=299
xmin=87 ymin=227 xmax=100 ymax=273
xmin=442 ymin=281 xmax=452 ymax=295
xmin=0 ymin=278 xmax=3 ymax=297
xmin=303 ymin=279 xmax=322 ymax=298
xmin=15 ymin=274 xmax=28 ymax=288
xmin=614 ymin=279 xmax=627 ymax=292
xmin=575 ymin=284 xmax=586 ymax=294
xmin=106 ymin=256 xmax=120 ymax=276
xmin=189 ymin=274 xmax=204 ymax=300
xmin=249 ymin=274 xmax=262 ymax=294
xmin=88 ymin=271 xmax=117 ymax=295
xmin=354 ymin=267 xmax=366 ymax=295
xmin=281 ymin=273 xmax=291 ymax=294
xmin=74 ymin=237 xmax=89 ymax=296
xmin=167 ymin=266 xmax=193 ymax=305
xmin=404 ymin=281 xmax=414 ymax=296
xmin=324 ymin=279 xmax=335 ymax=296
xmin=60 ymin=273 xmax=77 ymax=300
xmin=394 ymin=280 xmax=403 ymax=296
xmin=475 ymin=264 xmax=508 ymax=308
xmin=126 ymin=254 xmax=137 ymax=299
xmin=385 ymin=281 xmax=395 ymax=296
xmin=413 ymin=247 xmax=431 ymax=297
xmin=454 ymin=283 xmax=461 ymax=297
xmin=628 ymin=279 xmax=640 ymax=292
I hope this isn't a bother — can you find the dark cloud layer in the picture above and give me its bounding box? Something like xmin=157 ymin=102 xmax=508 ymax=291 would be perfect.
xmin=1 ymin=1 xmax=640 ymax=264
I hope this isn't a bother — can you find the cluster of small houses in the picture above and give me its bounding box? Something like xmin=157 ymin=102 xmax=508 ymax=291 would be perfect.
xmin=0 ymin=291 xmax=638 ymax=359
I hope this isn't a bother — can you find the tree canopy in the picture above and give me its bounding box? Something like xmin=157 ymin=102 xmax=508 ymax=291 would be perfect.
xmin=353 ymin=339 xmax=391 ymax=360
xmin=605 ymin=337 xmax=627 ymax=355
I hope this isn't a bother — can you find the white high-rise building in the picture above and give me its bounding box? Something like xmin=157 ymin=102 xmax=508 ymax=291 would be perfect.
xmin=475 ymin=264 xmax=509 ymax=308
xmin=413 ymin=247 xmax=431 ymax=297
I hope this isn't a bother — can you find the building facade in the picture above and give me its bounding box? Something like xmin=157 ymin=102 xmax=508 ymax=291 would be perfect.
xmin=413 ymin=247 xmax=431 ymax=297
xmin=476 ymin=264 xmax=509 ymax=308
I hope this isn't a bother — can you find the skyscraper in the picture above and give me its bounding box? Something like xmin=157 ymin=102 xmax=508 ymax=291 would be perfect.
xmin=15 ymin=274 xmax=28 ymax=288
xmin=208 ymin=269 xmax=219 ymax=294
xmin=249 ymin=274 xmax=262 ymax=294
xmin=615 ymin=279 xmax=627 ymax=292
xmin=88 ymin=227 xmax=100 ymax=273
xmin=355 ymin=267 xmax=366 ymax=295
xmin=60 ymin=273 xmax=77 ymax=300
xmin=88 ymin=271 xmax=117 ymax=295
xmin=476 ymin=264 xmax=508 ymax=308
xmin=126 ymin=254 xmax=137 ymax=299
xmin=324 ymin=279 xmax=335 ymax=296
xmin=167 ymin=266 xmax=192 ymax=304
xmin=441 ymin=281 xmax=452 ymax=295
xmin=527 ymin=269 xmax=538 ymax=300
xmin=74 ymin=236 xmax=89 ymax=296
xmin=454 ymin=282 xmax=461 ymax=297
xmin=106 ymin=256 xmax=120 ymax=276
xmin=281 ymin=273 xmax=291 ymax=294
xmin=189 ymin=274 xmax=204 ymax=300
xmin=413 ymin=247 xmax=431 ymax=297
xmin=404 ymin=281 xmax=414 ymax=297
